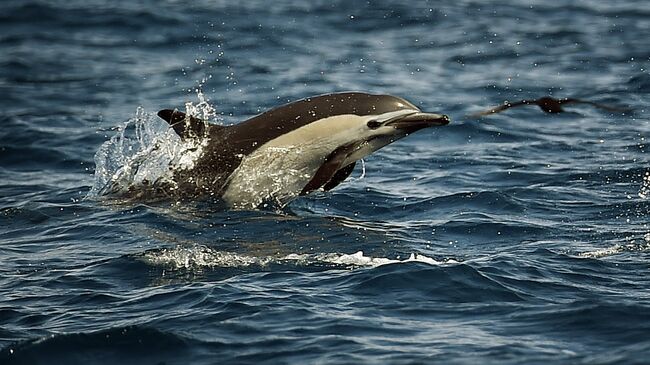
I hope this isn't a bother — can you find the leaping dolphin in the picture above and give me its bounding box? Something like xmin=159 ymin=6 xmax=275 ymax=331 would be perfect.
xmin=157 ymin=92 xmax=450 ymax=209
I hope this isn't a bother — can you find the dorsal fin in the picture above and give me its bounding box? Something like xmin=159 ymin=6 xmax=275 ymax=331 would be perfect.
xmin=157 ymin=109 xmax=208 ymax=139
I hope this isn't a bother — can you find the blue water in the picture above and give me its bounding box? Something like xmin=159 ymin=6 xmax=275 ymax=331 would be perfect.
xmin=1 ymin=0 xmax=650 ymax=363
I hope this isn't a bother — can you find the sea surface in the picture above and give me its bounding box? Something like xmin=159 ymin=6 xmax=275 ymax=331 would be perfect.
xmin=1 ymin=0 xmax=650 ymax=363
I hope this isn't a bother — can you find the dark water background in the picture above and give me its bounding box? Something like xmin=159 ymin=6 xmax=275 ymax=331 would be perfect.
xmin=2 ymin=0 xmax=650 ymax=363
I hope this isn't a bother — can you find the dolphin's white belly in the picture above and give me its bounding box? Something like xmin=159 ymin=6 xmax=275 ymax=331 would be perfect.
xmin=221 ymin=114 xmax=369 ymax=209
xmin=221 ymin=142 xmax=331 ymax=209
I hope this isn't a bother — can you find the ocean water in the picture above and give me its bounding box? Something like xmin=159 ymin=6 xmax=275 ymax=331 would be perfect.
xmin=1 ymin=0 xmax=650 ymax=363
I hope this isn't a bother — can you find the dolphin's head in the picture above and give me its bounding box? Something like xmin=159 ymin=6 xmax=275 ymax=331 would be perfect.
xmin=282 ymin=93 xmax=449 ymax=167
xmin=347 ymin=97 xmax=449 ymax=160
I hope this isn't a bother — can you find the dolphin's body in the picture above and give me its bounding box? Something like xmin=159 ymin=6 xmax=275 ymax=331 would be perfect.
xmin=157 ymin=92 xmax=449 ymax=209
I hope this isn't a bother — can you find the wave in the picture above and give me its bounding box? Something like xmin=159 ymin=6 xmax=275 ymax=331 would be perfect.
xmin=0 ymin=325 xmax=190 ymax=365
xmin=139 ymin=244 xmax=456 ymax=271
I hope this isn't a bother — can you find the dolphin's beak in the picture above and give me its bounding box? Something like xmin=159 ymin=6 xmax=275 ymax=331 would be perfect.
xmin=386 ymin=112 xmax=450 ymax=130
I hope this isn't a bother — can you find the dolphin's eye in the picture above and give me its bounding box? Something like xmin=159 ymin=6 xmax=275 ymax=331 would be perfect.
xmin=367 ymin=120 xmax=381 ymax=129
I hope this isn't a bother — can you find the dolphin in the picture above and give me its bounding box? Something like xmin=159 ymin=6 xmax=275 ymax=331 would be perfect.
xmin=470 ymin=96 xmax=630 ymax=117
xmin=157 ymin=92 xmax=449 ymax=209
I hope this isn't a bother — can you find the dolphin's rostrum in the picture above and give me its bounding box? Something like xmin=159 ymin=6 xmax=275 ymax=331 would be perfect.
xmin=157 ymin=92 xmax=449 ymax=209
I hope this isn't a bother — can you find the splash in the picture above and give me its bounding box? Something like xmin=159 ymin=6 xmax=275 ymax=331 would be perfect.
xmin=87 ymin=92 xmax=218 ymax=200
xmin=639 ymin=171 xmax=650 ymax=199
xmin=358 ymin=158 xmax=366 ymax=179
xmin=184 ymin=90 xmax=217 ymax=122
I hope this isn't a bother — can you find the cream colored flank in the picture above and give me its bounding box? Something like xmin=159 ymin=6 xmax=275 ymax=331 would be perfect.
xmin=222 ymin=110 xmax=419 ymax=209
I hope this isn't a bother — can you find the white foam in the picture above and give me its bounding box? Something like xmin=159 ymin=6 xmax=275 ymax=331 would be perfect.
xmin=142 ymin=245 xmax=273 ymax=269
xmin=578 ymin=234 xmax=650 ymax=258
xmin=577 ymin=244 xmax=624 ymax=259
xmin=141 ymin=245 xmax=456 ymax=270
xmin=301 ymin=251 xmax=455 ymax=267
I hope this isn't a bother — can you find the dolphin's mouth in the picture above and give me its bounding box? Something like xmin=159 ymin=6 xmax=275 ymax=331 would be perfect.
xmin=386 ymin=112 xmax=450 ymax=130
